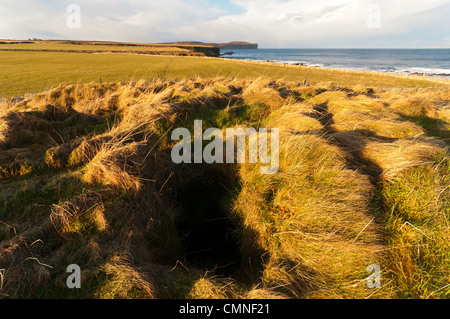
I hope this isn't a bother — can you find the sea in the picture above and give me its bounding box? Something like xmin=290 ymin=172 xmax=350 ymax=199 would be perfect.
xmin=220 ymin=48 xmax=450 ymax=78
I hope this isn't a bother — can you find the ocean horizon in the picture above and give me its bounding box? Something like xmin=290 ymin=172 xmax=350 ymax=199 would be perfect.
xmin=221 ymin=48 xmax=450 ymax=78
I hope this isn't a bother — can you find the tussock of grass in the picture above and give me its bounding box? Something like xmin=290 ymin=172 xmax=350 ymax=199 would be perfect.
xmin=82 ymin=137 xmax=144 ymax=192
xmin=234 ymin=131 xmax=387 ymax=298
xmin=187 ymin=277 xmax=239 ymax=299
xmin=50 ymin=192 xmax=106 ymax=236
xmin=95 ymin=253 xmax=155 ymax=299
xmin=363 ymin=137 xmax=446 ymax=179
xmin=380 ymin=152 xmax=450 ymax=298
xmin=1 ymin=78 xmax=450 ymax=299
xmin=265 ymin=103 xmax=323 ymax=133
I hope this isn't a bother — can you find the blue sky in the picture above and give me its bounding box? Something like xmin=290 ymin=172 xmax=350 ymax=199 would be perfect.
xmin=0 ymin=0 xmax=449 ymax=48
xmin=209 ymin=0 xmax=245 ymax=14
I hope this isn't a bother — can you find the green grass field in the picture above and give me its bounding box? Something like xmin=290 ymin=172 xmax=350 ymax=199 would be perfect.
xmin=0 ymin=51 xmax=447 ymax=98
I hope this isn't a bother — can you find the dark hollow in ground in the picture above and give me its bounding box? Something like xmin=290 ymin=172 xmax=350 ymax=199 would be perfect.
xmin=175 ymin=169 xmax=242 ymax=277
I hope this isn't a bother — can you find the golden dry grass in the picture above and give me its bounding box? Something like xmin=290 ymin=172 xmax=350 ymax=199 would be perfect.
xmin=0 ymin=78 xmax=449 ymax=299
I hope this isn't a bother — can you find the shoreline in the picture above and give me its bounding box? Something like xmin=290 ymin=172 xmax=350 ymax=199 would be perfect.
xmin=221 ymin=57 xmax=450 ymax=86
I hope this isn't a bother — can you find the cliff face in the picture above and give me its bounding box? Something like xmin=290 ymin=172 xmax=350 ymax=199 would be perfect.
xmin=165 ymin=41 xmax=258 ymax=50
xmin=177 ymin=45 xmax=220 ymax=57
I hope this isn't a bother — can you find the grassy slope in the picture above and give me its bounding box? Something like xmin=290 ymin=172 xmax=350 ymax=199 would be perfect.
xmin=0 ymin=51 xmax=447 ymax=98
xmin=1 ymin=78 xmax=450 ymax=299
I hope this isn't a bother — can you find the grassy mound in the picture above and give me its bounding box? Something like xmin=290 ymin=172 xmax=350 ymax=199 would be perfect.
xmin=1 ymin=78 xmax=450 ymax=298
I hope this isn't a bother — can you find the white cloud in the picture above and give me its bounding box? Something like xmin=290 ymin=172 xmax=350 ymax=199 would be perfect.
xmin=0 ymin=0 xmax=223 ymax=42
xmin=172 ymin=0 xmax=450 ymax=47
xmin=0 ymin=0 xmax=449 ymax=47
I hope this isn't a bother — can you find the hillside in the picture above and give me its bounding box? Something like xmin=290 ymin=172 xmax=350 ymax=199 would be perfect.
xmin=0 ymin=40 xmax=221 ymax=57
xmin=1 ymin=78 xmax=450 ymax=298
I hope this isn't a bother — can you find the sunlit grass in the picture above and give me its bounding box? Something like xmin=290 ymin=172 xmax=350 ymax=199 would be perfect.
xmin=1 ymin=77 xmax=450 ymax=299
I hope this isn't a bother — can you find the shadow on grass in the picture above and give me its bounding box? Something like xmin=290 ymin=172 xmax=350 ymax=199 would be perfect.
xmin=400 ymin=114 xmax=450 ymax=145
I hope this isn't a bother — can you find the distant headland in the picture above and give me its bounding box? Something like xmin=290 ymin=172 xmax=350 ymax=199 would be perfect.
xmin=161 ymin=41 xmax=258 ymax=50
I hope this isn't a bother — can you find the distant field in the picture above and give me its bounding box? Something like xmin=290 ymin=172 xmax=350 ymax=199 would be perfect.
xmin=0 ymin=50 xmax=448 ymax=98
xmin=0 ymin=42 xmax=189 ymax=52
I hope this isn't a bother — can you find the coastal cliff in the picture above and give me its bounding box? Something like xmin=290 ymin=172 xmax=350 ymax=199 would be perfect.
xmin=177 ymin=45 xmax=221 ymax=57
xmin=165 ymin=41 xmax=258 ymax=50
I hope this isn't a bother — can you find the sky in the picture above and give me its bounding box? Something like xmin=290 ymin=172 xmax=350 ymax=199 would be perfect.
xmin=0 ymin=0 xmax=449 ymax=48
